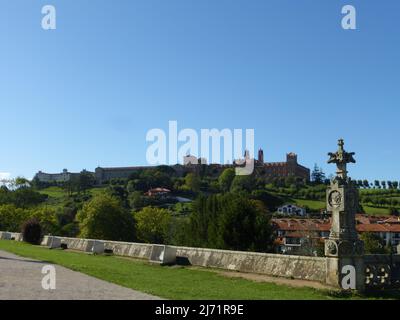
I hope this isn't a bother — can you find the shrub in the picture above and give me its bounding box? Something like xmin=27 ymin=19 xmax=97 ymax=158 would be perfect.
xmin=134 ymin=207 xmax=172 ymax=244
xmin=0 ymin=204 xmax=29 ymax=232
xmin=76 ymin=192 xmax=136 ymax=241
xmin=22 ymin=218 xmax=42 ymax=244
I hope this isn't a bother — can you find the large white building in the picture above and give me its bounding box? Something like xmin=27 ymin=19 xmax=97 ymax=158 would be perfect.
xmin=34 ymin=169 xmax=80 ymax=183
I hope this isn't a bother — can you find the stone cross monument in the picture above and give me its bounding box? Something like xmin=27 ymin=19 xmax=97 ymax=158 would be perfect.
xmin=324 ymin=139 xmax=365 ymax=290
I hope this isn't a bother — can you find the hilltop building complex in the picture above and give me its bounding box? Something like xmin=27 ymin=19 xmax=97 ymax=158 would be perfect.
xmin=34 ymin=149 xmax=310 ymax=185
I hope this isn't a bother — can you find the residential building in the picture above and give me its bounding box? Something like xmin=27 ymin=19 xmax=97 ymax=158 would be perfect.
xmin=277 ymin=204 xmax=307 ymax=216
xmin=272 ymin=215 xmax=400 ymax=255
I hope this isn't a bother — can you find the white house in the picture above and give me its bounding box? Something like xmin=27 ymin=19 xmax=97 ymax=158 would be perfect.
xmin=277 ymin=204 xmax=306 ymax=217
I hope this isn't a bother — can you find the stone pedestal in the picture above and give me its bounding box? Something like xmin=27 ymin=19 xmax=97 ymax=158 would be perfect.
xmin=149 ymin=245 xmax=177 ymax=265
xmin=85 ymin=240 xmax=105 ymax=254
xmin=10 ymin=232 xmax=23 ymax=241
xmin=324 ymin=179 xmax=364 ymax=258
xmin=49 ymin=236 xmax=62 ymax=249
xmin=0 ymin=232 xmax=11 ymax=240
xmin=325 ymin=257 xmax=365 ymax=291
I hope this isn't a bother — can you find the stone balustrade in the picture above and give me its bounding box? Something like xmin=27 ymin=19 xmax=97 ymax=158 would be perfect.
xmin=2 ymin=232 xmax=400 ymax=290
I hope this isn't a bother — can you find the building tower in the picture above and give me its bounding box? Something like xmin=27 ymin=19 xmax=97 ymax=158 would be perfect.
xmin=258 ymin=149 xmax=264 ymax=164
xmin=286 ymin=152 xmax=297 ymax=163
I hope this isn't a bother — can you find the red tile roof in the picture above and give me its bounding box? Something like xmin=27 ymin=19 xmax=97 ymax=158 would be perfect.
xmin=272 ymin=214 xmax=400 ymax=237
xmin=144 ymin=188 xmax=171 ymax=196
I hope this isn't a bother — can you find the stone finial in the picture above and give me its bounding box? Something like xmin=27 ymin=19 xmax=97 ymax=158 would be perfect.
xmin=327 ymin=139 xmax=356 ymax=180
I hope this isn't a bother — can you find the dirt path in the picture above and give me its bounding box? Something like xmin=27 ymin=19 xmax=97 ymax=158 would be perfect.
xmin=217 ymin=270 xmax=336 ymax=290
xmin=0 ymin=250 xmax=162 ymax=300
xmin=188 ymin=266 xmax=336 ymax=291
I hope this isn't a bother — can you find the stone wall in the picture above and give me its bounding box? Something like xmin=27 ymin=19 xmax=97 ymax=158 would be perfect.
xmin=41 ymin=236 xmax=154 ymax=259
xmin=42 ymin=236 xmax=90 ymax=251
xmin=104 ymin=240 xmax=153 ymax=259
xmin=175 ymin=246 xmax=326 ymax=282
xmin=38 ymin=235 xmax=326 ymax=283
xmin=7 ymin=232 xmax=400 ymax=291
xmin=15 ymin=233 xmax=400 ymax=290
xmin=9 ymin=233 xmax=400 ymax=289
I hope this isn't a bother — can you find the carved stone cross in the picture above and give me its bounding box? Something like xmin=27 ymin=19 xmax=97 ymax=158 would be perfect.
xmin=327 ymin=139 xmax=356 ymax=180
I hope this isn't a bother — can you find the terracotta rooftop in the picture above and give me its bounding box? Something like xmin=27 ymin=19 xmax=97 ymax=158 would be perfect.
xmin=144 ymin=188 xmax=171 ymax=196
xmin=272 ymin=214 xmax=400 ymax=235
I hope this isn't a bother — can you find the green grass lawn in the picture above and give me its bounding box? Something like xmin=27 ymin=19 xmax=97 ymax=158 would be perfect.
xmin=292 ymin=199 xmax=394 ymax=216
xmin=293 ymin=199 xmax=325 ymax=211
xmin=363 ymin=206 xmax=392 ymax=216
xmin=39 ymin=186 xmax=107 ymax=199
xmin=0 ymin=240 xmax=349 ymax=300
xmin=38 ymin=186 xmax=66 ymax=199
xmin=37 ymin=186 xmax=107 ymax=211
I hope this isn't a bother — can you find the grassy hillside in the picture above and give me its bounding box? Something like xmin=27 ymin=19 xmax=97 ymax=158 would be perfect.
xmin=38 ymin=186 xmax=107 ymax=199
xmin=362 ymin=206 xmax=392 ymax=216
xmin=36 ymin=185 xmax=399 ymax=217
xmin=292 ymin=199 xmax=325 ymax=211
xmin=37 ymin=186 xmax=107 ymax=208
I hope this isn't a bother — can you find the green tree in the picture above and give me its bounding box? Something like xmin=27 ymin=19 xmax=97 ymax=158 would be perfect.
xmin=3 ymin=188 xmax=48 ymax=208
xmin=218 ymin=195 xmax=272 ymax=252
xmin=134 ymin=207 xmax=172 ymax=244
xmin=189 ymin=194 xmax=221 ymax=248
xmin=250 ymin=190 xmax=284 ymax=211
xmin=230 ymin=175 xmax=256 ymax=193
xmin=129 ymin=167 xmax=173 ymax=191
xmin=128 ymin=191 xmax=145 ymax=210
xmin=168 ymin=217 xmax=191 ymax=246
xmin=188 ymin=193 xmax=273 ymax=252
xmin=77 ymin=170 xmax=95 ymax=193
xmin=107 ymin=184 xmax=128 ymax=205
xmin=76 ymin=193 xmax=135 ymax=241
xmin=62 ymin=179 xmax=78 ymax=196
xmin=218 ymin=168 xmax=235 ymax=193
xmin=311 ymin=164 xmax=326 ymax=184
xmin=29 ymin=207 xmax=59 ymax=235
xmin=184 ymin=173 xmax=201 ymax=192
xmin=363 ymin=196 xmax=372 ymax=205
xmin=379 ymin=198 xmax=388 ymax=207
xmin=360 ymin=232 xmax=389 ymax=254
xmin=126 ymin=180 xmax=137 ymax=193
xmin=0 ymin=204 xmax=29 ymax=232
xmin=14 ymin=177 xmax=30 ymax=188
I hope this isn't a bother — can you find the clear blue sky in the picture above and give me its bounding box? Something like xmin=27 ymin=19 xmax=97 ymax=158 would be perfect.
xmin=0 ymin=0 xmax=399 ymax=181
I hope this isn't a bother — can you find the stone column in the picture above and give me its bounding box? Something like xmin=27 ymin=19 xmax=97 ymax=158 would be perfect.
xmin=324 ymin=140 xmax=365 ymax=291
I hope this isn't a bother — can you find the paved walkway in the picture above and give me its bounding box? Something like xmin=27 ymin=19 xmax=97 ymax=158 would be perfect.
xmin=0 ymin=250 xmax=161 ymax=300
